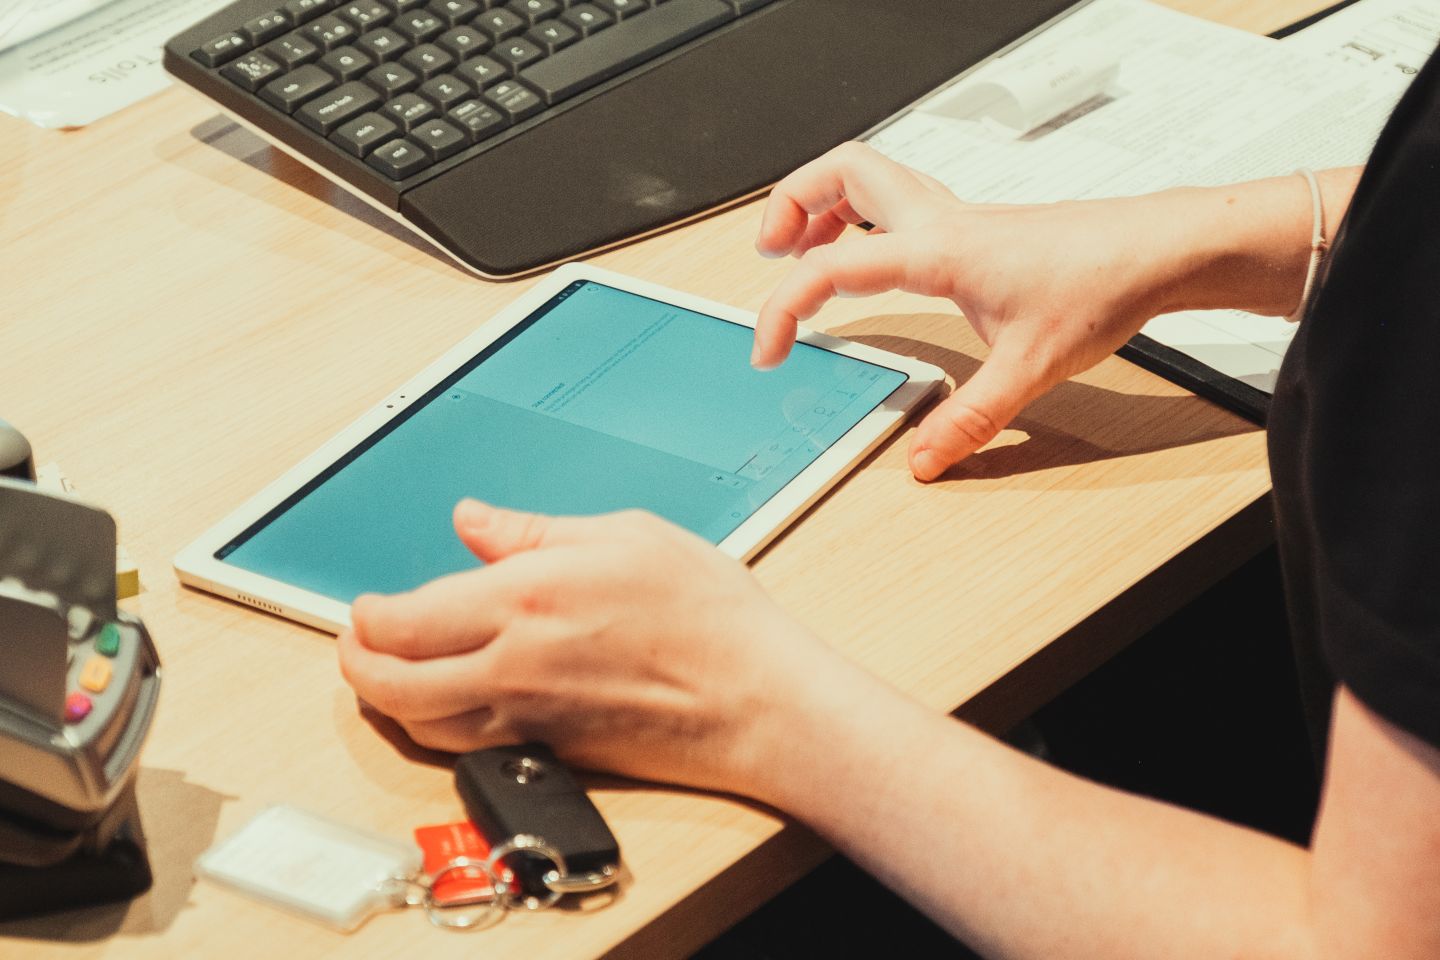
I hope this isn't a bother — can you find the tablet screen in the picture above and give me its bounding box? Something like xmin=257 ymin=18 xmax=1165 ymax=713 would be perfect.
xmin=216 ymin=280 xmax=909 ymax=602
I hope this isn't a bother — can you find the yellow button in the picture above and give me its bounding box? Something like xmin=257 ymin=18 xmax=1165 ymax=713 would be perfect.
xmin=79 ymin=656 xmax=111 ymax=694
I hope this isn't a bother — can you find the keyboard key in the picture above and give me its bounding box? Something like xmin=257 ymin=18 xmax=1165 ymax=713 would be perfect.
xmin=727 ymin=0 xmax=775 ymax=10
xmin=243 ymin=11 xmax=293 ymax=44
xmin=526 ymin=19 xmax=578 ymax=54
xmin=259 ymin=64 xmax=337 ymax=112
xmin=395 ymin=10 xmax=445 ymax=41
xmin=339 ymin=1 xmax=392 ymax=27
xmin=367 ymin=138 xmax=433 ymax=178
xmin=437 ymin=25 xmax=489 ymax=59
xmin=492 ymin=36 xmax=544 ymax=71
xmin=194 ymin=32 xmax=251 ymax=67
xmin=429 ymin=0 xmax=479 ymax=25
xmin=297 ymin=80 xmax=382 ymax=132
xmin=382 ymin=92 xmax=438 ymax=129
xmin=559 ymin=3 xmax=613 ymax=36
xmin=304 ymin=13 xmax=356 ymax=49
xmin=222 ymin=51 xmax=285 ymax=91
xmin=392 ymin=0 xmax=428 ymax=9
xmin=475 ymin=7 xmax=525 ymax=40
xmin=483 ymin=78 xmax=543 ymax=120
xmin=507 ymin=0 xmax=560 ymax=25
xmin=331 ymin=111 xmax=401 ymax=156
xmin=320 ymin=45 xmax=372 ymax=80
xmin=522 ymin=0 xmax=729 ymax=104
xmin=284 ymin=0 xmax=332 ymax=23
xmin=448 ymin=98 xmax=508 ymax=141
xmin=365 ymin=61 xmax=420 ymax=95
xmin=267 ymin=32 xmax=322 ymax=67
xmin=418 ymin=74 xmax=469 ymax=109
xmin=594 ymin=0 xmax=649 ymax=19
xmin=410 ymin=118 xmax=468 ymax=159
xmin=456 ymin=55 xmax=508 ymax=89
xmin=401 ymin=42 xmax=456 ymax=78
xmin=355 ymin=27 xmax=409 ymax=61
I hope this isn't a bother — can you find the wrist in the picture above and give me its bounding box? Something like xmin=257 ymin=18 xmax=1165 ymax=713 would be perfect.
xmin=729 ymin=638 xmax=935 ymax=816
xmin=1139 ymin=169 xmax=1358 ymax=318
xmin=1135 ymin=179 xmax=1314 ymax=318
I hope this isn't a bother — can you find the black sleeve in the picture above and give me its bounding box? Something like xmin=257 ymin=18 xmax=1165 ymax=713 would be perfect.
xmin=1268 ymin=51 xmax=1440 ymax=751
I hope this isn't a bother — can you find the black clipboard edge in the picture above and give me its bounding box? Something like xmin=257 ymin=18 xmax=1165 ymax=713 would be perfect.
xmin=1115 ymin=0 xmax=1365 ymax=426
xmin=1118 ymin=334 xmax=1275 ymax=425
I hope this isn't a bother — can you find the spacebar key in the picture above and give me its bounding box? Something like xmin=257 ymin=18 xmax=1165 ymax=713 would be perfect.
xmin=520 ymin=0 xmax=734 ymax=105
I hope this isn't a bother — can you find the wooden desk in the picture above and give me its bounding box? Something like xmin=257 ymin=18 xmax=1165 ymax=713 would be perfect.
xmin=0 ymin=1 xmax=1321 ymax=955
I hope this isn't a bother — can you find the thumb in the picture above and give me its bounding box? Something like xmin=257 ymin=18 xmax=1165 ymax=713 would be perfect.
xmin=908 ymin=347 xmax=1045 ymax=482
xmin=454 ymin=499 xmax=570 ymax=564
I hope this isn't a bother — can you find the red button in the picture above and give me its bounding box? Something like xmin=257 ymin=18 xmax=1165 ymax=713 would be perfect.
xmin=64 ymin=692 xmax=92 ymax=723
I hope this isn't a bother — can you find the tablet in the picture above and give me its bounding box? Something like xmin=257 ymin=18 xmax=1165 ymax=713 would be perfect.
xmin=174 ymin=264 xmax=945 ymax=632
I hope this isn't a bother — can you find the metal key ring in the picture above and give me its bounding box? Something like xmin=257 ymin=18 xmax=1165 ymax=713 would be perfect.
xmin=424 ymin=856 xmax=509 ymax=931
xmin=543 ymin=862 xmax=619 ymax=895
xmin=485 ymin=834 xmax=567 ymax=911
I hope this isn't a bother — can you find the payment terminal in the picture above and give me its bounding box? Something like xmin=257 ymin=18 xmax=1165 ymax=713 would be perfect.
xmin=0 ymin=475 xmax=162 ymax=918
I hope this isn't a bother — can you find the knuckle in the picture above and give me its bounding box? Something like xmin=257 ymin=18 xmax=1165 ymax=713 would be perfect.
xmin=835 ymin=140 xmax=871 ymax=164
xmin=940 ymin=403 xmax=1002 ymax=450
xmin=361 ymin=671 xmax=410 ymax=719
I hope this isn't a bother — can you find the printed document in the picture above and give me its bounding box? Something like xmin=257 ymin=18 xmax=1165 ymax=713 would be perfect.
xmin=0 ymin=0 xmax=227 ymax=127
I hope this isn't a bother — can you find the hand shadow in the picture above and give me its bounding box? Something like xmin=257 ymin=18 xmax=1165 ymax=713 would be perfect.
xmin=835 ymin=315 xmax=1259 ymax=486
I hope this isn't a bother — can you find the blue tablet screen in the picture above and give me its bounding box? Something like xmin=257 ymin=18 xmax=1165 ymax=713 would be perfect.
xmin=217 ymin=280 xmax=909 ymax=602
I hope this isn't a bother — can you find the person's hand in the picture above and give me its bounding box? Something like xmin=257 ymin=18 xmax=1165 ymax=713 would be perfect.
xmin=337 ymin=499 xmax=864 ymax=794
xmin=754 ymin=142 xmax=1198 ymax=481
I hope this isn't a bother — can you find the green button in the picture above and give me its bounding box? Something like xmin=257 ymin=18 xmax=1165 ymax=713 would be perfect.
xmin=96 ymin=623 xmax=121 ymax=657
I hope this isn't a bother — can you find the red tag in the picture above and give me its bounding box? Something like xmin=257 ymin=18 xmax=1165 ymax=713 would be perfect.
xmin=414 ymin=822 xmax=494 ymax=906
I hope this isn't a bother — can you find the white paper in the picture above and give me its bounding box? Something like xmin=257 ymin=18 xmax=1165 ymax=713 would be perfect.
xmin=1285 ymin=0 xmax=1440 ymax=79
xmin=0 ymin=0 xmax=229 ymax=128
xmin=866 ymin=0 xmax=1419 ymax=395
xmin=0 ymin=0 xmax=39 ymax=49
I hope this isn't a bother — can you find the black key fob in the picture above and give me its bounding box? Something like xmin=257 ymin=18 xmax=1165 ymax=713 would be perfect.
xmin=454 ymin=743 xmax=619 ymax=893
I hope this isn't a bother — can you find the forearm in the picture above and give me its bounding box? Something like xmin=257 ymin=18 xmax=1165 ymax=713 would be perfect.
xmin=1138 ymin=167 xmax=1361 ymax=318
xmin=741 ymin=658 xmax=1317 ymax=960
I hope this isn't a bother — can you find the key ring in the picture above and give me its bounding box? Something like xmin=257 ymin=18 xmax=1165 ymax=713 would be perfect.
xmin=485 ymin=834 xmax=568 ymax=911
xmin=381 ymin=833 xmax=620 ymax=931
xmin=486 ymin=834 xmax=620 ymax=909
xmin=382 ymin=856 xmax=510 ymax=931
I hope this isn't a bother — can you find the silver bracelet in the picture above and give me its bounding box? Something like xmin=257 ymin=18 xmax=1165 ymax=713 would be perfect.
xmin=1285 ymin=168 xmax=1328 ymax=323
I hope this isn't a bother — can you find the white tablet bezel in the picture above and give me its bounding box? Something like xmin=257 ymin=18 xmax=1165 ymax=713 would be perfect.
xmin=174 ymin=263 xmax=945 ymax=633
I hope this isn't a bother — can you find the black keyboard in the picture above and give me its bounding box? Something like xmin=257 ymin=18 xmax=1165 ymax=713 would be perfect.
xmin=165 ymin=0 xmax=1080 ymax=278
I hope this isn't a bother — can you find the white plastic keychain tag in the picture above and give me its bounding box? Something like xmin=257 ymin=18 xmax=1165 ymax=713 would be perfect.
xmin=196 ymin=805 xmax=424 ymax=932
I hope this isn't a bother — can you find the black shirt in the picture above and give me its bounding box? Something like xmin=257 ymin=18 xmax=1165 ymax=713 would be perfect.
xmin=1269 ymin=49 xmax=1440 ymax=755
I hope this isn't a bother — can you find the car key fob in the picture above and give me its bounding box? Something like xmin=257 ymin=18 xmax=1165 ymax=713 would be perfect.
xmin=454 ymin=743 xmax=619 ymax=894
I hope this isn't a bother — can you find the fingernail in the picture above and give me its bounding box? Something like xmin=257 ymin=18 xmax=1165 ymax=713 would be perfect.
xmin=912 ymin=448 xmax=943 ymax=482
xmin=750 ymin=349 xmax=777 ymax=371
xmin=455 ymin=498 xmax=487 ymax=529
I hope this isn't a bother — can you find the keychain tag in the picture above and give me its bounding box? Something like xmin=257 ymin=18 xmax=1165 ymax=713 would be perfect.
xmin=414 ymin=821 xmax=494 ymax=906
xmin=197 ymin=805 xmax=422 ymax=932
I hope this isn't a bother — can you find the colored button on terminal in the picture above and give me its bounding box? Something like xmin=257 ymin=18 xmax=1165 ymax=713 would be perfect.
xmin=96 ymin=622 xmax=122 ymax=657
xmin=65 ymin=692 xmax=92 ymax=723
xmin=80 ymin=656 xmax=112 ymax=693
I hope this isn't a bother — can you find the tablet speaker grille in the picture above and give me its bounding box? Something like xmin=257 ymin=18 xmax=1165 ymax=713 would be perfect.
xmin=234 ymin=593 xmax=283 ymax=616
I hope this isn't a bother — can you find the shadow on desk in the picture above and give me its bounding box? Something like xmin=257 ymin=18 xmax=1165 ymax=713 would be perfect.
xmin=163 ymin=117 xmax=457 ymax=275
xmin=0 ymin=768 xmax=230 ymax=944
xmin=841 ymin=316 xmax=1259 ymax=486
